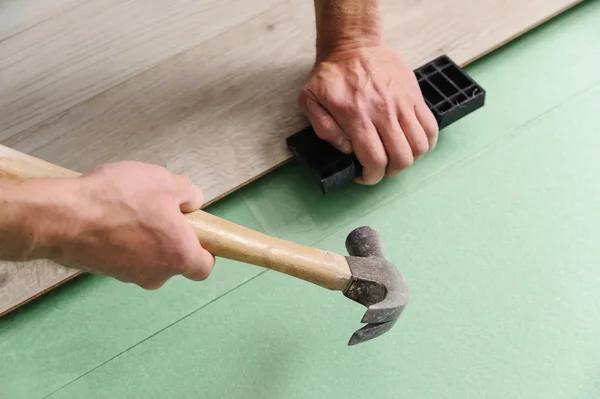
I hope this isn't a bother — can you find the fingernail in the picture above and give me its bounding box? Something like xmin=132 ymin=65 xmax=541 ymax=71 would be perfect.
xmin=354 ymin=167 xmax=384 ymax=186
xmin=353 ymin=170 xmax=373 ymax=186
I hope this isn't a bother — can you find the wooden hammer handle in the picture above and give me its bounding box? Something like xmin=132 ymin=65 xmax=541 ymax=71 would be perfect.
xmin=0 ymin=145 xmax=351 ymax=290
xmin=187 ymin=211 xmax=351 ymax=290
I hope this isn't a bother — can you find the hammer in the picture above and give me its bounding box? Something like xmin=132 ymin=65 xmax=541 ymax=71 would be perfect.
xmin=0 ymin=145 xmax=408 ymax=345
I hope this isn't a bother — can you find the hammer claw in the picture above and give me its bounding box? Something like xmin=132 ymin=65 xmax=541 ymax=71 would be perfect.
xmin=343 ymin=226 xmax=409 ymax=345
xmin=348 ymin=320 xmax=397 ymax=346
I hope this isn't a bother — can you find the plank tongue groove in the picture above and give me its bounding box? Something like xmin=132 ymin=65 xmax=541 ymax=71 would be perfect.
xmin=0 ymin=0 xmax=582 ymax=315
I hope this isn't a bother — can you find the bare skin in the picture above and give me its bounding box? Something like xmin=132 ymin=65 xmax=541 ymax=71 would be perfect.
xmin=300 ymin=0 xmax=439 ymax=184
xmin=0 ymin=0 xmax=432 ymax=290
xmin=0 ymin=162 xmax=214 ymax=289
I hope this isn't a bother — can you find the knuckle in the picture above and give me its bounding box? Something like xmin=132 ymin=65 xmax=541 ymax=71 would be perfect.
xmin=397 ymin=105 xmax=414 ymax=124
xmin=421 ymin=112 xmax=440 ymax=136
xmin=144 ymin=164 xmax=173 ymax=182
xmin=335 ymin=100 xmax=354 ymax=115
xmin=298 ymin=87 xmax=312 ymax=107
xmin=194 ymin=265 xmax=212 ymax=281
xmin=301 ymin=73 xmax=336 ymax=104
xmin=413 ymin=139 xmax=429 ymax=157
xmin=170 ymin=243 xmax=192 ymax=271
xmin=391 ymin=152 xmax=414 ymax=170
xmin=338 ymin=98 xmax=364 ymax=118
xmin=412 ymin=147 xmax=426 ymax=158
xmin=374 ymin=95 xmax=395 ymax=117
xmin=406 ymin=91 xmax=420 ymax=105
xmin=314 ymin=127 xmax=336 ymax=142
xmin=318 ymin=117 xmax=336 ymax=134
xmin=138 ymin=279 xmax=165 ymax=291
xmin=176 ymin=174 xmax=192 ymax=188
xmin=363 ymin=151 xmax=387 ymax=170
xmin=91 ymin=163 xmax=110 ymax=174
xmin=428 ymin=122 xmax=440 ymax=137
xmin=309 ymin=111 xmax=336 ymax=136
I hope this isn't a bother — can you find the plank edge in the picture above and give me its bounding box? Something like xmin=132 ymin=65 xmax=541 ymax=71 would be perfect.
xmin=0 ymin=0 xmax=582 ymax=316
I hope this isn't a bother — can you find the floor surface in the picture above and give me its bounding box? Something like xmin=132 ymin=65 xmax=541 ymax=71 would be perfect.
xmin=1 ymin=2 xmax=599 ymax=398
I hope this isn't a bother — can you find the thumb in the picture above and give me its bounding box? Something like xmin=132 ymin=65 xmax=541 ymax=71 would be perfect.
xmin=175 ymin=175 xmax=204 ymax=213
xmin=300 ymin=95 xmax=352 ymax=154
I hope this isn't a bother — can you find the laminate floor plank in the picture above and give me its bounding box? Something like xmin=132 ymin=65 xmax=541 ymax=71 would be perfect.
xmin=0 ymin=0 xmax=85 ymax=41
xmin=0 ymin=0 xmax=583 ymax=315
xmin=3 ymin=0 xmax=581 ymax=202
xmin=7 ymin=16 xmax=599 ymax=396
xmin=0 ymin=0 xmax=280 ymax=139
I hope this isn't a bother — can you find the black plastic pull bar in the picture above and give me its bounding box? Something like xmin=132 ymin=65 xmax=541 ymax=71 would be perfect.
xmin=287 ymin=55 xmax=485 ymax=193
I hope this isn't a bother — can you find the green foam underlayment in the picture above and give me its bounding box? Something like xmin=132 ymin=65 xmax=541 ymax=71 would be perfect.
xmin=1 ymin=2 xmax=600 ymax=398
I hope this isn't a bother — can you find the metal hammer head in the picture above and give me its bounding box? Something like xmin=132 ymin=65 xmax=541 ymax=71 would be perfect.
xmin=343 ymin=226 xmax=409 ymax=345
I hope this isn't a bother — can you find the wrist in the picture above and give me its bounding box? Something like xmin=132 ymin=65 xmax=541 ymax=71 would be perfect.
xmin=314 ymin=0 xmax=383 ymax=60
xmin=316 ymin=32 xmax=383 ymax=61
xmin=0 ymin=178 xmax=88 ymax=261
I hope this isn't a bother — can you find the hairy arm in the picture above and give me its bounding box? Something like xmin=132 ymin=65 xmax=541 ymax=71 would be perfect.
xmin=301 ymin=0 xmax=438 ymax=184
xmin=0 ymin=178 xmax=79 ymax=262
xmin=314 ymin=0 xmax=381 ymax=57
xmin=0 ymin=162 xmax=214 ymax=290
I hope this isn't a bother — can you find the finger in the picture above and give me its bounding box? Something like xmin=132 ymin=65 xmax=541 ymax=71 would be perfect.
xmin=374 ymin=117 xmax=414 ymax=177
xmin=182 ymin=247 xmax=214 ymax=281
xmin=175 ymin=175 xmax=204 ymax=213
xmin=299 ymin=94 xmax=352 ymax=154
xmin=179 ymin=225 xmax=215 ymax=281
xmin=398 ymin=106 xmax=430 ymax=158
xmin=340 ymin=120 xmax=387 ymax=185
xmin=136 ymin=276 xmax=169 ymax=291
xmin=415 ymin=100 xmax=439 ymax=150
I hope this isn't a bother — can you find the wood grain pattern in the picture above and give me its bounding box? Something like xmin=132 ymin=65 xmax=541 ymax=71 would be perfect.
xmin=1 ymin=0 xmax=581 ymax=202
xmin=0 ymin=0 xmax=84 ymax=41
xmin=0 ymin=0 xmax=581 ymax=315
xmin=0 ymin=0 xmax=279 ymax=139
xmin=188 ymin=210 xmax=351 ymax=290
xmin=0 ymin=144 xmax=350 ymax=296
xmin=0 ymin=142 xmax=78 ymax=179
xmin=0 ymin=145 xmax=80 ymax=316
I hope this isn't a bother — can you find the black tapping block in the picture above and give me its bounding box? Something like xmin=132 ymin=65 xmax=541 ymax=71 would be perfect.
xmin=287 ymin=55 xmax=485 ymax=193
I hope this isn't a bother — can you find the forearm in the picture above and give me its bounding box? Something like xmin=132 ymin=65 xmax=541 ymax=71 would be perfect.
xmin=303 ymin=1 xmax=439 ymax=185
xmin=313 ymin=0 xmax=382 ymax=57
xmin=0 ymin=178 xmax=79 ymax=261
xmin=0 ymin=161 xmax=215 ymax=289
